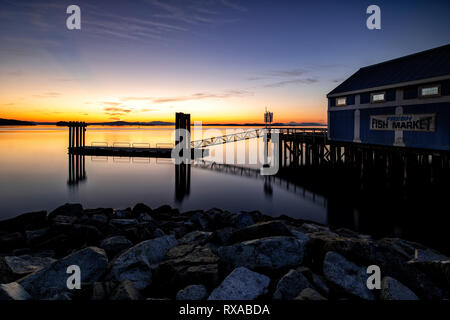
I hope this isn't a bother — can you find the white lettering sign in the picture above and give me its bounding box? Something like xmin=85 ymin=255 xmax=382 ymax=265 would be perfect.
xmin=370 ymin=114 xmax=436 ymax=132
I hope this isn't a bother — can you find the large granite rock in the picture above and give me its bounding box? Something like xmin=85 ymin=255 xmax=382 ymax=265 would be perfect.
xmin=48 ymin=203 xmax=83 ymax=220
xmin=208 ymin=267 xmax=270 ymax=300
xmin=294 ymin=288 xmax=326 ymax=301
xmin=154 ymin=243 xmax=220 ymax=294
xmin=309 ymin=233 xmax=444 ymax=299
xmin=176 ymin=284 xmax=208 ymax=300
xmin=109 ymin=280 xmax=142 ymax=300
xmin=132 ymin=203 xmax=152 ymax=217
xmin=18 ymin=247 xmax=108 ymax=299
xmin=2 ymin=255 xmax=55 ymax=279
xmin=179 ymin=231 xmax=212 ymax=245
xmin=0 ymin=282 xmax=32 ymax=300
xmin=218 ymin=236 xmax=307 ymax=271
xmin=230 ymin=212 xmax=255 ymax=229
xmin=0 ymin=232 xmax=25 ymax=251
xmin=322 ymin=251 xmax=374 ymax=300
xmin=380 ymin=276 xmax=418 ymax=300
xmin=100 ymin=236 xmax=133 ymax=258
xmin=25 ymin=228 xmax=50 ymax=242
xmin=111 ymin=235 xmax=178 ymax=290
xmin=273 ymin=269 xmax=311 ymax=300
xmin=228 ymin=221 xmax=293 ymax=244
xmin=0 ymin=211 xmax=47 ymax=232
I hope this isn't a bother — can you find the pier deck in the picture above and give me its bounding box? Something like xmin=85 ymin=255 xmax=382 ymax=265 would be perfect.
xmin=69 ymin=146 xmax=208 ymax=158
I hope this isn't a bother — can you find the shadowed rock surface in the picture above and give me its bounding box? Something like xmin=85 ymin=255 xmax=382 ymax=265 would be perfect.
xmin=0 ymin=203 xmax=448 ymax=300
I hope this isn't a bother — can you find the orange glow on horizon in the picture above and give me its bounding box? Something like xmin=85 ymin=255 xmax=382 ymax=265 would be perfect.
xmin=1 ymin=101 xmax=326 ymax=124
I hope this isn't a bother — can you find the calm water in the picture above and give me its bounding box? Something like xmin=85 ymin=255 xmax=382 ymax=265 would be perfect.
xmin=0 ymin=126 xmax=326 ymax=222
xmin=2 ymin=125 xmax=449 ymax=255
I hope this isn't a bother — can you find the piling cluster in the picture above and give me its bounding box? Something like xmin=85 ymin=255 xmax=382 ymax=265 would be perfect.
xmin=68 ymin=121 xmax=87 ymax=149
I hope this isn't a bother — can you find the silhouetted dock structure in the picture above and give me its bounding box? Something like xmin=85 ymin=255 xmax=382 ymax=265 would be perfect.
xmin=66 ymin=119 xmax=205 ymax=159
xmin=277 ymin=128 xmax=450 ymax=187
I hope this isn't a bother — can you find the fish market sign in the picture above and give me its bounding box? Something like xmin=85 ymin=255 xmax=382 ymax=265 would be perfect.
xmin=370 ymin=114 xmax=436 ymax=132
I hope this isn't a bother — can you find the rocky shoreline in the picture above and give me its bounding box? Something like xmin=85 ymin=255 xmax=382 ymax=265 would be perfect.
xmin=0 ymin=203 xmax=449 ymax=300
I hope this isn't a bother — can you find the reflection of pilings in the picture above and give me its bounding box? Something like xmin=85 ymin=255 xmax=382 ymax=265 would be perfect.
xmin=193 ymin=160 xmax=325 ymax=206
xmin=68 ymin=154 xmax=87 ymax=186
xmin=175 ymin=163 xmax=191 ymax=202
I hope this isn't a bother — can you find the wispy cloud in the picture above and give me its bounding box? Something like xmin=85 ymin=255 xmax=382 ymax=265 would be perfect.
xmin=103 ymin=102 xmax=122 ymax=107
xmin=141 ymin=108 xmax=158 ymax=112
xmin=104 ymin=106 xmax=133 ymax=116
xmin=263 ymin=78 xmax=318 ymax=88
xmin=220 ymin=0 xmax=248 ymax=12
xmin=152 ymin=89 xmax=251 ymax=103
xmin=248 ymin=68 xmax=318 ymax=88
xmin=33 ymin=92 xmax=61 ymax=98
xmin=120 ymin=96 xmax=154 ymax=102
xmin=146 ymin=0 xmax=245 ymax=26
xmin=7 ymin=70 xmax=24 ymax=77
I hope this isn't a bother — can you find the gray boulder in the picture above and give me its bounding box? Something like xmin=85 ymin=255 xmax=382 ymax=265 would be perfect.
xmin=109 ymin=219 xmax=138 ymax=228
xmin=208 ymin=267 xmax=270 ymax=300
xmin=179 ymin=231 xmax=212 ymax=245
xmin=25 ymin=228 xmax=49 ymax=242
xmin=310 ymin=273 xmax=330 ymax=296
xmin=208 ymin=227 xmax=235 ymax=246
xmin=0 ymin=282 xmax=32 ymax=300
xmin=176 ymin=284 xmax=208 ymax=300
xmin=323 ymin=251 xmax=374 ymax=300
xmin=91 ymin=281 xmax=116 ymax=300
xmin=228 ymin=221 xmax=293 ymax=244
xmin=18 ymin=247 xmax=108 ymax=299
xmin=109 ymin=280 xmax=142 ymax=300
xmin=380 ymin=276 xmax=419 ymax=300
xmin=112 ymin=209 xmax=132 ymax=219
xmin=218 ymin=236 xmax=307 ymax=270
xmin=48 ymin=203 xmax=83 ymax=220
xmin=294 ymin=288 xmax=326 ymax=300
xmin=230 ymin=212 xmax=255 ymax=229
xmin=273 ymin=269 xmax=311 ymax=300
xmin=111 ymin=235 xmax=178 ymax=290
xmin=0 ymin=211 xmax=47 ymax=232
xmin=3 ymin=255 xmax=55 ymax=278
xmin=0 ymin=232 xmax=25 ymax=250
xmin=155 ymin=244 xmax=220 ymax=293
xmin=100 ymin=236 xmax=133 ymax=258
xmin=90 ymin=214 xmax=109 ymax=227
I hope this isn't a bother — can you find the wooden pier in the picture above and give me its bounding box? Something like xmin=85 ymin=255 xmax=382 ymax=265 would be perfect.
xmin=277 ymin=128 xmax=450 ymax=186
xmin=67 ymin=119 xmax=207 ymax=159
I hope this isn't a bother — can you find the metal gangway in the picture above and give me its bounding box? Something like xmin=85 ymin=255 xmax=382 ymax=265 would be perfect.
xmin=190 ymin=127 xmax=328 ymax=149
xmin=190 ymin=128 xmax=265 ymax=149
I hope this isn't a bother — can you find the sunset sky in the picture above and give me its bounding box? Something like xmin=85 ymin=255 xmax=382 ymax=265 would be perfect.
xmin=0 ymin=0 xmax=449 ymax=124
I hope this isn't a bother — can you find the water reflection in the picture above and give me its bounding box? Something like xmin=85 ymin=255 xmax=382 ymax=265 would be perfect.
xmin=175 ymin=163 xmax=191 ymax=202
xmin=67 ymin=154 xmax=86 ymax=186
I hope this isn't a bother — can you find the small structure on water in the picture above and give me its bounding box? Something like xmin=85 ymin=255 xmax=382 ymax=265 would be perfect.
xmin=327 ymin=44 xmax=450 ymax=151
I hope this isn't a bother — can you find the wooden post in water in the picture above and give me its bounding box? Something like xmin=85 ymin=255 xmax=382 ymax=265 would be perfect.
xmin=71 ymin=122 xmax=74 ymax=148
xmin=69 ymin=123 xmax=72 ymax=148
xmin=175 ymin=112 xmax=191 ymax=160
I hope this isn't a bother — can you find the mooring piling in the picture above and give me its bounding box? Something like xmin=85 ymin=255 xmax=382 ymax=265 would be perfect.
xmin=68 ymin=121 xmax=87 ymax=149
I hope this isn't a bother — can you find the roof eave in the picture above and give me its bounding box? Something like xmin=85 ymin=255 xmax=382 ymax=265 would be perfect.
xmin=326 ymin=74 xmax=450 ymax=98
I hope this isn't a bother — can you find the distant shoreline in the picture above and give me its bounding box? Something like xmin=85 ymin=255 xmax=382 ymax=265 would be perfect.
xmin=0 ymin=118 xmax=326 ymax=128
